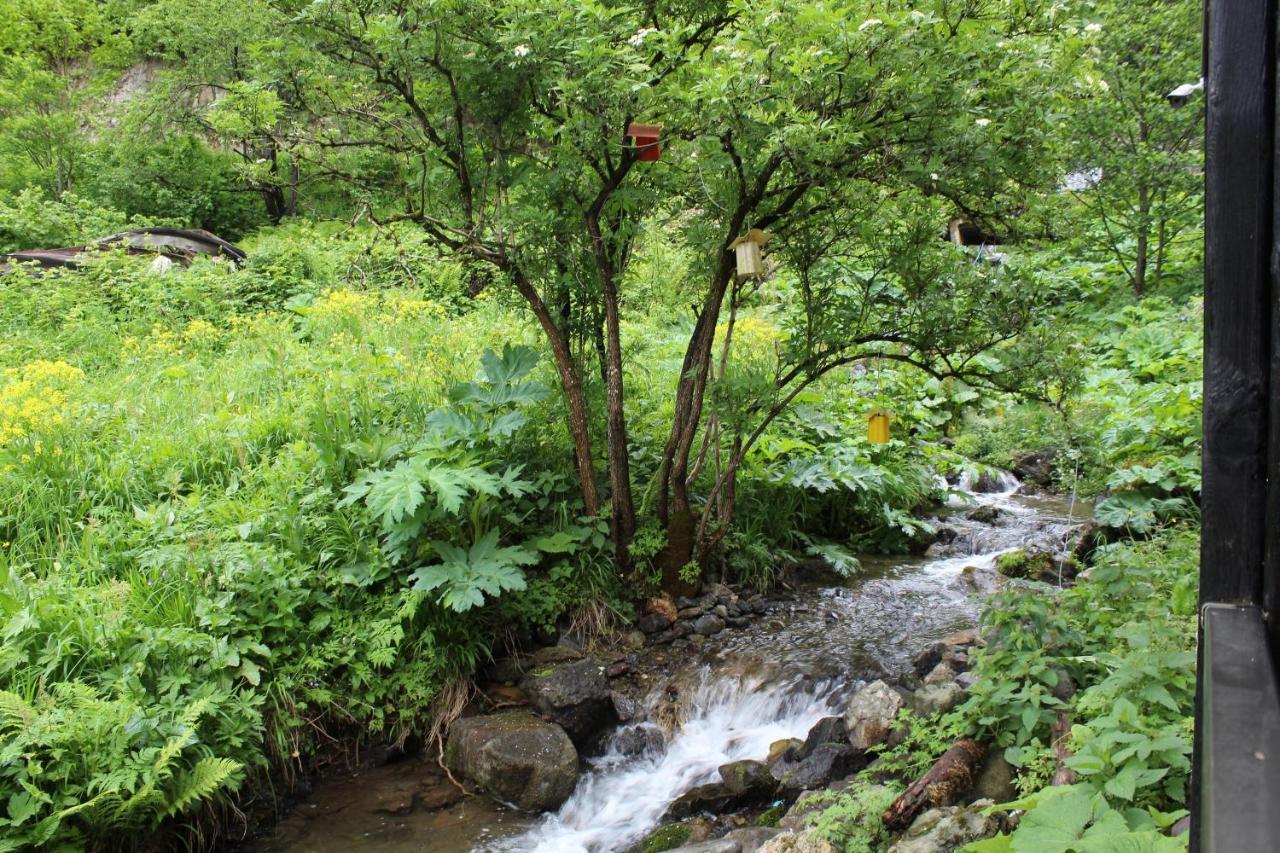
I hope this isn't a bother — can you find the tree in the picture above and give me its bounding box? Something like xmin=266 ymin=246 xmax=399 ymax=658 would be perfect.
xmin=0 ymin=0 xmax=130 ymax=195
xmin=278 ymin=0 xmax=1071 ymax=589
xmin=1065 ymin=0 xmax=1202 ymax=298
xmin=125 ymin=0 xmax=313 ymax=223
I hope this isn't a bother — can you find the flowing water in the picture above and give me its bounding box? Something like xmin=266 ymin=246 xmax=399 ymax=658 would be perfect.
xmin=258 ymin=476 xmax=1085 ymax=853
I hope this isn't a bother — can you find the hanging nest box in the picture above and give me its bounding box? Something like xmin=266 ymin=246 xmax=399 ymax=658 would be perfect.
xmin=866 ymin=408 xmax=892 ymax=444
xmin=729 ymin=228 xmax=771 ymax=278
xmin=626 ymin=122 xmax=663 ymax=161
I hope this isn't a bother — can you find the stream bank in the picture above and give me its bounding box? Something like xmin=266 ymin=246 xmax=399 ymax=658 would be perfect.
xmin=252 ymin=478 xmax=1086 ymax=853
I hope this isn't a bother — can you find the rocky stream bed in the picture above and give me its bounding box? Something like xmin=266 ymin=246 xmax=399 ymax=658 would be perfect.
xmin=253 ymin=475 xmax=1088 ymax=853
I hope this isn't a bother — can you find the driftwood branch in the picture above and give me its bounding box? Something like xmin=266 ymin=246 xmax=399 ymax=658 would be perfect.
xmin=882 ymin=739 xmax=986 ymax=831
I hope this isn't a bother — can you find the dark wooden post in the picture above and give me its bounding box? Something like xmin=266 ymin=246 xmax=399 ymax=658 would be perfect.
xmin=1197 ymin=2 xmax=1280 ymax=850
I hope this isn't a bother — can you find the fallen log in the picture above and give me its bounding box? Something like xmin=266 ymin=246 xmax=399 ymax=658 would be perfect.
xmin=882 ymin=739 xmax=986 ymax=830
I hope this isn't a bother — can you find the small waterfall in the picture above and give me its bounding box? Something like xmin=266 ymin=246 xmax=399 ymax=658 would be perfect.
xmin=495 ymin=671 xmax=842 ymax=853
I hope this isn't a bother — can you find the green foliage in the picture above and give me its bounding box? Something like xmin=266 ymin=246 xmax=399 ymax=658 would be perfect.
xmin=0 ymin=189 xmax=144 ymax=253
xmin=960 ymin=784 xmax=1187 ymax=853
xmin=807 ymin=783 xmax=902 ymax=852
xmin=955 ymin=527 xmax=1199 ymax=812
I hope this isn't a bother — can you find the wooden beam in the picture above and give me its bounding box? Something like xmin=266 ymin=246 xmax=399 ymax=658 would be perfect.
xmin=1202 ymin=0 xmax=1274 ymax=609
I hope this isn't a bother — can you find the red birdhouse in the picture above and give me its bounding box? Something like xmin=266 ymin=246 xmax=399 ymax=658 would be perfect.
xmin=627 ymin=122 xmax=662 ymax=161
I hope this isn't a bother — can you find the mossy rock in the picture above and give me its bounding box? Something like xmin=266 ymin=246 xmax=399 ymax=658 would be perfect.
xmin=639 ymin=823 xmax=692 ymax=853
xmin=756 ymin=804 xmax=787 ymax=827
xmin=995 ymin=549 xmax=1054 ymax=580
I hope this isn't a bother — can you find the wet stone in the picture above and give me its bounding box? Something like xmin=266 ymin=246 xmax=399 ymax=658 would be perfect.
xmin=694 ymin=614 xmax=727 ymax=636
xmin=912 ymin=682 xmax=964 ymax=716
xmin=778 ymin=743 xmax=863 ymax=796
xmin=521 ymin=658 xmax=615 ymax=746
xmin=728 ymin=826 xmax=783 ymax=853
xmin=445 ymin=711 xmax=578 ymax=811
xmin=800 ymin=716 xmax=848 ymax=757
xmin=845 ymin=681 xmax=905 ymax=751
xmin=718 ymin=759 xmax=777 ymax=799
xmin=641 ymin=613 xmax=675 ymax=634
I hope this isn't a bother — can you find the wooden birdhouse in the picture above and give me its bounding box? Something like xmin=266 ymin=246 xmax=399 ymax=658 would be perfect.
xmin=867 ymin=409 xmax=892 ymax=444
xmin=729 ymin=229 xmax=771 ymax=279
xmin=626 ymin=123 xmax=662 ymax=161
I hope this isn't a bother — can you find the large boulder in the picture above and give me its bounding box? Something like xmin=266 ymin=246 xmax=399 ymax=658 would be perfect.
xmin=667 ymin=762 xmax=777 ymax=819
xmin=445 ymin=711 xmax=579 ymax=811
xmin=799 ymin=716 xmax=847 ymax=757
xmin=886 ymin=804 xmax=999 ymax=853
xmin=665 ymin=782 xmax=739 ymax=819
xmin=777 ymin=743 xmax=864 ymax=796
xmin=521 ymin=658 xmax=615 ymax=745
xmin=1012 ymin=450 xmax=1057 ymax=489
xmin=845 ymin=681 xmax=905 ymax=751
xmin=719 ymin=760 xmax=778 ymax=799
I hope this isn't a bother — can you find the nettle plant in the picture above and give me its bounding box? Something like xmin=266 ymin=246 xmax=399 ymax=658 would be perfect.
xmin=341 ymin=345 xmax=551 ymax=611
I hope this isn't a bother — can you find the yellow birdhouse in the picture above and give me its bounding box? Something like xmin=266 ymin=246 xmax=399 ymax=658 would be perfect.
xmin=867 ymin=409 xmax=892 ymax=444
xmin=729 ymin=229 xmax=771 ymax=279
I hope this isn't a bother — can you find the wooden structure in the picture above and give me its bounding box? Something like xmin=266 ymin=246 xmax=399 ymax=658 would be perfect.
xmin=626 ymin=123 xmax=662 ymax=161
xmin=1196 ymin=1 xmax=1280 ymax=849
xmin=729 ymin=228 xmax=770 ymax=278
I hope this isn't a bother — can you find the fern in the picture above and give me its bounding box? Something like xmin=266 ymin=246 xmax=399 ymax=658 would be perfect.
xmin=166 ymin=758 xmax=242 ymax=817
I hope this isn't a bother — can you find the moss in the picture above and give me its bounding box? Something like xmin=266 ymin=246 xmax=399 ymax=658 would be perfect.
xmin=755 ymin=804 xmax=787 ymax=828
xmin=996 ymin=549 xmax=1054 ymax=580
xmin=639 ymin=823 xmax=691 ymax=853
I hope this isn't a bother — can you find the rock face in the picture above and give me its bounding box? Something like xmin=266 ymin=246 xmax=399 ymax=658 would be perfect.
xmin=521 ymin=658 xmax=615 ymax=745
xmin=886 ymin=804 xmax=999 ymax=853
xmin=845 ymin=681 xmax=905 ymax=751
xmin=445 ymin=711 xmax=579 ymax=811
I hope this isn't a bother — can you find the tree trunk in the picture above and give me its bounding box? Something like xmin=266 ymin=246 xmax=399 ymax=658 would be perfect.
xmin=508 ymin=270 xmax=601 ymax=518
xmin=600 ymin=268 xmax=636 ymax=571
xmin=1133 ymin=184 xmax=1150 ymax=298
xmin=882 ymin=739 xmax=986 ymax=831
xmin=584 ymin=205 xmax=636 ymax=572
xmin=658 ymin=252 xmax=737 ymax=577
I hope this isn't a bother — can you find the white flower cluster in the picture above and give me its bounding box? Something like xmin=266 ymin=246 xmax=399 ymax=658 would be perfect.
xmin=629 ymin=27 xmax=657 ymax=48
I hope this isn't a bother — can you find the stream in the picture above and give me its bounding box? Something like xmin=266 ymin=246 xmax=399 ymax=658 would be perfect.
xmin=257 ymin=477 xmax=1085 ymax=853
